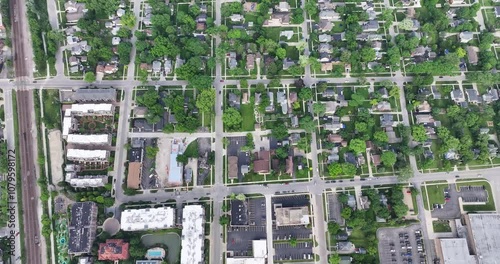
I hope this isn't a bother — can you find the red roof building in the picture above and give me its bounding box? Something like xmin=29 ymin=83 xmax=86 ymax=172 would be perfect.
xmin=98 ymin=239 xmax=130 ymax=261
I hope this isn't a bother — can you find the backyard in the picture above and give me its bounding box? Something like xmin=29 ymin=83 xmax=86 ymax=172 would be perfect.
xmin=240 ymin=104 xmax=255 ymax=131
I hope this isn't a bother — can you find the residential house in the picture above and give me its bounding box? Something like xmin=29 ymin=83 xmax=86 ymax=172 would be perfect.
xmin=319 ymin=34 xmax=332 ymax=43
xmin=318 ymin=20 xmax=334 ymax=32
xmin=466 ymin=46 xmax=478 ymax=65
xmin=319 ymin=10 xmax=340 ymax=21
xmin=415 ymin=114 xmax=435 ymax=124
xmin=356 ymin=33 xmax=382 ymax=41
xmin=450 ymin=89 xmax=466 ymax=103
xmin=323 ymin=101 xmax=338 ymax=114
xmin=152 ymin=61 xmax=162 ymax=74
xmin=95 ymin=65 xmax=105 ymax=81
xmin=380 ymin=114 xmax=395 ymax=127
xmin=104 ymin=64 xmax=118 ymax=74
xmin=289 ymin=92 xmax=297 ymax=103
xmin=321 ymin=62 xmax=333 ymax=71
xmin=449 ymin=0 xmax=466 ymax=5
xmin=371 ymin=154 xmax=381 ymax=166
xmin=385 ymin=126 xmax=401 ymax=143
xmin=373 ymin=101 xmax=391 ymax=112
xmin=444 ymin=149 xmax=459 ymax=160
xmin=328 ymin=134 xmax=343 ymax=144
xmin=266 ymin=92 xmax=275 ymax=112
xmin=324 ymin=116 xmax=344 ymax=132
xmin=319 ymin=43 xmax=333 ymax=53
xmin=459 ymin=32 xmax=474 ymax=43
xmin=323 ymin=89 xmax=335 ymax=98
xmin=196 ymin=22 xmax=206 ymax=31
xmin=466 ymin=89 xmax=481 ymax=104
xmin=112 ymin=37 xmax=121 ymax=46
xmin=495 ymin=6 xmax=500 ymax=18
xmin=417 ymin=101 xmax=432 ymax=113
xmin=482 ymin=89 xmax=499 ymax=104
xmin=431 ymin=85 xmax=442 ymax=99
xmin=291 ymin=115 xmax=299 ymax=127
xmin=410 ymin=19 xmax=420 ymax=30
xmin=253 ymin=150 xmax=270 ymax=174
xmin=65 ymin=1 xmax=87 ymax=24
xmin=116 ymin=8 xmax=125 ymax=17
xmin=362 ymin=20 xmax=379 ymax=32
xmin=378 ymin=87 xmax=388 ymax=98
xmin=246 ymin=54 xmax=255 ymax=71
xmin=196 ymin=13 xmax=207 ymax=22
xmin=332 ymin=32 xmax=346 ymax=41
xmin=276 ymin=1 xmax=291 ymax=12
xmin=372 ymin=41 xmax=382 ymax=52
xmin=229 ymin=14 xmax=244 ymax=22
xmin=264 ymin=12 xmax=291 ymax=26
xmin=69 ymin=56 xmax=79 ymax=67
xmin=360 ymin=1 xmax=374 ymax=10
xmin=164 ymin=59 xmax=172 ymax=74
xmin=227 ymin=52 xmax=237 ymax=69
xmin=277 ymin=91 xmax=288 ymax=114
xmin=228 ymin=93 xmax=240 ymax=109
xmin=283 ymin=58 xmax=295 ymax=70
xmin=285 ymin=156 xmax=293 ymax=175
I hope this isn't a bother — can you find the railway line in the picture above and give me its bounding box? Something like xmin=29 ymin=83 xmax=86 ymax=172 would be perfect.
xmin=9 ymin=0 xmax=43 ymax=261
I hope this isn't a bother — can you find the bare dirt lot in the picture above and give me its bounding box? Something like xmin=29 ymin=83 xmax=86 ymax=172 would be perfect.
xmin=48 ymin=130 xmax=64 ymax=184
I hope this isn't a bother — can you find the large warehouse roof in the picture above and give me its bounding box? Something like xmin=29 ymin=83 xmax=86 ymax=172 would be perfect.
xmin=121 ymin=207 xmax=175 ymax=231
xmin=468 ymin=214 xmax=500 ymax=264
xmin=67 ymin=134 xmax=110 ymax=144
xmin=181 ymin=205 xmax=204 ymax=264
xmin=67 ymin=149 xmax=108 ymax=160
xmin=439 ymin=238 xmax=476 ymax=264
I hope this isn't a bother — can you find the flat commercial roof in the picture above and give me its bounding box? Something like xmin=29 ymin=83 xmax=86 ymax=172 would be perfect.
xmin=274 ymin=206 xmax=310 ymax=226
xmin=181 ymin=205 xmax=204 ymax=264
xmin=121 ymin=207 xmax=175 ymax=231
xmin=439 ymin=238 xmax=476 ymax=264
xmin=468 ymin=214 xmax=500 ymax=263
xmin=227 ymin=240 xmax=267 ymax=264
xmin=65 ymin=104 xmax=114 ymax=116
xmin=127 ymin=162 xmax=141 ymax=189
xmin=67 ymin=173 xmax=106 ymax=188
xmin=73 ymin=88 xmax=116 ymax=102
xmin=67 ymin=134 xmax=110 ymax=144
xmin=68 ymin=202 xmax=98 ymax=254
xmin=230 ymin=200 xmax=248 ymax=226
xmin=67 ymin=149 xmax=108 ymax=160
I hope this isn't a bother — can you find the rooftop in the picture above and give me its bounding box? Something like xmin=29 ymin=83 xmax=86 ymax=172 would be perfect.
xmin=468 ymin=213 xmax=500 ymax=263
xmin=274 ymin=205 xmax=310 ymax=226
xmin=68 ymin=202 xmax=98 ymax=254
xmin=66 ymin=134 xmax=110 ymax=145
xmin=121 ymin=207 xmax=175 ymax=231
xmin=71 ymin=88 xmax=116 ymax=102
xmin=439 ymin=238 xmax=476 ymax=264
xmin=181 ymin=205 xmax=205 ymax=264
xmin=98 ymin=239 xmax=130 ymax=261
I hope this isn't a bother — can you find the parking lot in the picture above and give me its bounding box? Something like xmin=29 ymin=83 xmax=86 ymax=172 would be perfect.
xmin=430 ymin=184 xmax=461 ymax=219
xmin=273 ymin=241 xmax=314 ymax=262
xmin=227 ymin=197 xmax=267 ymax=256
xmin=227 ymin=136 xmax=251 ymax=181
xmin=271 ymin=194 xmax=313 ymax=261
xmin=458 ymin=185 xmax=488 ymax=203
xmin=377 ymin=225 xmax=426 ymax=264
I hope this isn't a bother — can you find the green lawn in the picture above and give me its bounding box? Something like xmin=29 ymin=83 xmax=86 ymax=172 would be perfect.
xmin=240 ymin=104 xmax=255 ymax=131
xmin=42 ymin=90 xmax=61 ymax=130
xmin=411 ymin=191 xmax=419 ymax=215
xmin=456 ymin=181 xmax=496 ymax=212
xmin=421 ymin=186 xmax=429 ymax=210
xmin=425 ymin=184 xmax=448 ymax=206
xmin=432 ymin=221 xmax=451 ymax=233
xmin=285 ymin=45 xmax=300 ymax=60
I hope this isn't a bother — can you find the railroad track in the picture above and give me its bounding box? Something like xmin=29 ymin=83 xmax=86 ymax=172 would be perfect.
xmin=9 ymin=0 xmax=43 ymax=261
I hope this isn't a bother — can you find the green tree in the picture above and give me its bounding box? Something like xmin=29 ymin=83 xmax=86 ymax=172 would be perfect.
xmin=223 ymin=108 xmax=242 ymax=129
xmin=189 ymin=75 xmax=213 ymax=89
xmin=328 ymin=163 xmax=342 ymax=177
xmin=146 ymin=146 xmax=159 ymax=159
xmin=456 ymin=47 xmax=466 ymax=58
xmin=196 ymin=89 xmax=216 ymax=113
xmin=272 ymin=123 xmax=289 ymax=140
xmin=329 ymin=254 xmax=341 ymax=264
xmin=398 ymin=18 xmax=414 ymax=30
xmin=290 ymin=237 xmax=297 ymax=247
xmin=397 ymin=166 xmax=413 ymax=182
xmin=411 ymin=125 xmax=428 ymax=142
xmin=299 ymin=116 xmax=316 ymax=133
xmin=381 ymin=151 xmax=397 ymax=167
xmin=392 ymin=203 xmax=409 ymax=218
xmin=269 ymin=79 xmax=281 ymax=88
xmin=121 ymin=11 xmax=136 ymax=29
xmin=341 ymin=163 xmax=357 ymax=176
xmin=276 ymin=48 xmax=286 ymax=59
xmin=349 ymin=139 xmax=366 ymax=154
xmin=299 ymin=88 xmax=313 ymax=101
xmin=355 ymin=122 xmax=368 ymax=133
xmin=84 ymin=72 xmax=96 ymax=83
xmin=327 ymin=222 xmax=341 ymax=235
xmin=341 ymin=207 xmax=352 ymax=219
xmin=219 ymin=215 xmax=230 ymax=225
xmin=312 ymin=103 xmax=326 ymax=116
xmin=275 ymin=146 xmax=289 ymax=159
xmin=374 ymin=131 xmax=389 ymax=143
xmin=240 ymin=79 xmax=248 ymax=88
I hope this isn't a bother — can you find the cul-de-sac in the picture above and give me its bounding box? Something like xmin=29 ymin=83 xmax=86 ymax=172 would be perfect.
xmin=0 ymin=0 xmax=499 ymax=263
